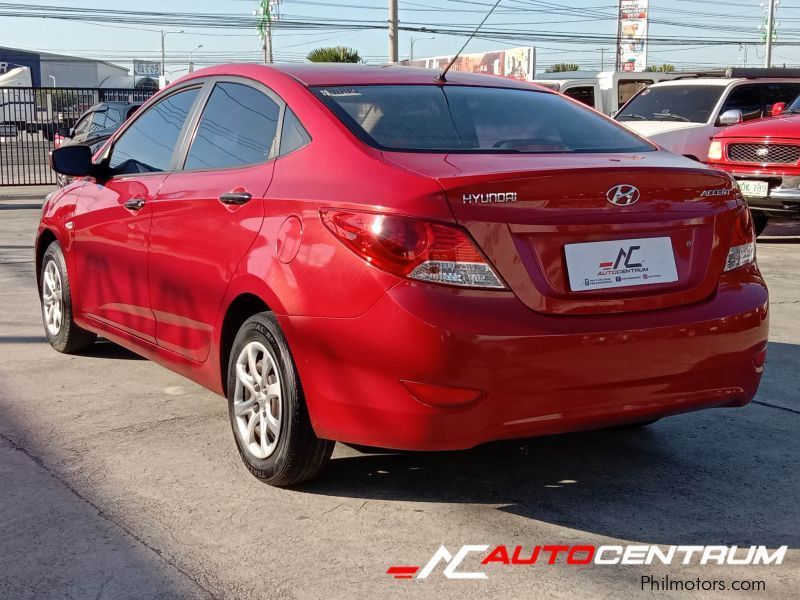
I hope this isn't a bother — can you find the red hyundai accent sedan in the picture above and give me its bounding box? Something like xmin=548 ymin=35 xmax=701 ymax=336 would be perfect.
xmin=40 ymin=64 xmax=768 ymax=486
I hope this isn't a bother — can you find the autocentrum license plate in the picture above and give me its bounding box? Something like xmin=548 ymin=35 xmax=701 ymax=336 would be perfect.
xmin=737 ymin=180 xmax=769 ymax=198
xmin=564 ymin=237 xmax=679 ymax=292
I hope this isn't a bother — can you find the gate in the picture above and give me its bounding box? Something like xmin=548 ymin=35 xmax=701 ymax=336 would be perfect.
xmin=0 ymin=87 xmax=157 ymax=185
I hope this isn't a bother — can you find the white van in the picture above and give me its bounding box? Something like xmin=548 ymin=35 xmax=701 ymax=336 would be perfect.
xmin=615 ymin=71 xmax=800 ymax=160
xmin=532 ymin=70 xmax=686 ymax=116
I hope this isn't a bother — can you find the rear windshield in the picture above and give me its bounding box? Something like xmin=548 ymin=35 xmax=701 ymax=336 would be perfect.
xmin=616 ymin=85 xmax=725 ymax=124
xmin=313 ymin=85 xmax=654 ymax=154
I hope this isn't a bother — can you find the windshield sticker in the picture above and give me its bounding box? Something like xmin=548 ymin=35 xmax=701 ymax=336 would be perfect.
xmin=320 ymin=88 xmax=362 ymax=97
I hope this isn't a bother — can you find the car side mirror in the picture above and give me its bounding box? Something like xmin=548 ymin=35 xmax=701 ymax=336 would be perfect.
xmin=50 ymin=145 xmax=105 ymax=178
xmin=718 ymin=109 xmax=743 ymax=126
xmin=771 ymin=102 xmax=786 ymax=117
xmin=57 ymin=126 xmax=72 ymax=138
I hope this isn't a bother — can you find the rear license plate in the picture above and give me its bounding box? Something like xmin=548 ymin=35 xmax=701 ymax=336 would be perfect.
xmin=737 ymin=180 xmax=769 ymax=198
xmin=564 ymin=237 xmax=679 ymax=292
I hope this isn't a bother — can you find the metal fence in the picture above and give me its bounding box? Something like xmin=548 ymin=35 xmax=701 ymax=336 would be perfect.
xmin=0 ymin=87 xmax=157 ymax=186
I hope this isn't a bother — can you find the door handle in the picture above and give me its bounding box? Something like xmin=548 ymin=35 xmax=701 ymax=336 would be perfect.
xmin=124 ymin=198 xmax=146 ymax=211
xmin=219 ymin=190 xmax=252 ymax=206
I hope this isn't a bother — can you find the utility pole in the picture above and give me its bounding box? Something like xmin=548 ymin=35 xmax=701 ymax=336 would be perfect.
xmin=765 ymin=0 xmax=776 ymax=67
xmin=256 ymin=1 xmax=278 ymax=64
xmin=388 ymin=0 xmax=398 ymax=63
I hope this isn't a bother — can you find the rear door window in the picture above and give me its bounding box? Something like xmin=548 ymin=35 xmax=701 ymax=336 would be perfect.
xmin=279 ymin=108 xmax=311 ymax=155
xmin=184 ymin=82 xmax=281 ymax=170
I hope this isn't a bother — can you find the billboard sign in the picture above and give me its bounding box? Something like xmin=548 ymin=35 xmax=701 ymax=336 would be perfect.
xmin=133 ymin=60 xmax=160 ymax=78
xmin=617 ymin=0 xmax=648 ymax=72
xmin=406 ymin=47 xmax=536 ymax=81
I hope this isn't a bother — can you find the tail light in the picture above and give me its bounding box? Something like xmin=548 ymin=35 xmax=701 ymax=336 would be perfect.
xmin=320 ymin=209 xmax=505 ymax=289
xmin=724 ymin=208 xmax=756 ymax=272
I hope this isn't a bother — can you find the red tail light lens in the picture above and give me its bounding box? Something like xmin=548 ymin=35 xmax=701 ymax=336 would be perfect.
xmin=724 ymin=208 xmax=756 ymax=272
xmin=320 ymin=210 xmax=505 ymax=289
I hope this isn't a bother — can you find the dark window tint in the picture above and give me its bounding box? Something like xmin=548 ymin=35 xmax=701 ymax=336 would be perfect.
xmin=109 ymin=88 xmax=199 ymax=174
xmin=315 ymin=85 xmax=653 ymax=154
xmin=617 ymin=85 xmax=725 ymax=123
xmin=185 ymin=82 xmax=280 ymax=170
xmin=280 ymin=108 xmax=311 ymax=155
xmin=761 ymin=82 xmax=800 ymax=115
xmin=563 ymin=85 xmax=596 ymax=108
xmin=721 ymin=85 xmax=763 ymax=122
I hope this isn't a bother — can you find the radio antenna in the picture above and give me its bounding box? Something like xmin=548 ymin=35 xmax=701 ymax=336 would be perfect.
xmin=435 ymin=0 xmax=502 ymax=83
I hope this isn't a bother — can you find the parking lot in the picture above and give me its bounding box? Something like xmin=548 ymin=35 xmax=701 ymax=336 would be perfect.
xmin=0 ymin=186 xmax=798 ymax=599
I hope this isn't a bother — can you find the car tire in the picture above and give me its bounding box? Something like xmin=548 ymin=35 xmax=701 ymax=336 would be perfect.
xmin=752 ymin=212 xmax=769 ymax=237
xmin=40 ymin=241 xmax=97 ymax=353
xmin=226 ymin=312 xmax=334 ymax=487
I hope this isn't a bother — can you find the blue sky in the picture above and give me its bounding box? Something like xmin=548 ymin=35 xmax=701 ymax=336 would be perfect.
xmin=2 ymin=0 xmax=799 ymax=75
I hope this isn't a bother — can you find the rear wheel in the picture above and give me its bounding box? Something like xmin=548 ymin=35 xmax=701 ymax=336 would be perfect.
xmin=40 ymin=241 xmax=97 ymax=353
xmin=226 ymin=312 xmax=333 ymax=487
xmin=752 ymin=212 xmax=769 ymax=237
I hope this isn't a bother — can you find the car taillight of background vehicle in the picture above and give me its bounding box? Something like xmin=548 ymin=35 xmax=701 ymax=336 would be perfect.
xmin=320 ymin=210 xmax=506 ymax=289
xmin=724 ymin=208 xmax=756 ymax=272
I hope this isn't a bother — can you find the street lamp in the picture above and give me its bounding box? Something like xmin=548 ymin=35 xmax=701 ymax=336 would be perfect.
xmin=189 ymin=44 xmax=203 ymax=73
xmin=409 ymin=36 xmax=435 ymax=61
xmin=160 ymin=29 xmax=184 ymax=77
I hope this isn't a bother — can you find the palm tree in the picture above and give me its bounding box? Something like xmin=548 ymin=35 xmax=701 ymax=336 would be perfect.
xmin=306 ymin=46 xmax=362 ymax=63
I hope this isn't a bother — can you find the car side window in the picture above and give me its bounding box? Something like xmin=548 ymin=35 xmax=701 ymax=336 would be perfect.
xmin=762 ymin=82 xmax=800 ymax=114
xmin=563 ymin=85 xmax=596 ymax=108
xmin=721 ymin=85 xmax=763 ymax=122
xmin=279 ymin=108 xmax=311 ymax=155
xmin=109 ymin=88 xmax=200 ymax=174
xmin=184 ymin=82 xmax=280 ymax=170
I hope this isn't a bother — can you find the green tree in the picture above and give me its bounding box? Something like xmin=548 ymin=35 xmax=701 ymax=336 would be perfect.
xmin=645 ymin=63 xmax=676 ymax=72
xmin=545 ymin=63 xmax=581 ymax=73
xmin=306 ymin=46 xmax=362 ymax=63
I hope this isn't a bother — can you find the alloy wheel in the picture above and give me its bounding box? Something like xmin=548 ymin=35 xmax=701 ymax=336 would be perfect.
xmin=42 ymin=259 xmax=64 ymax=336
xmin=233 ymin=341 xmax=282 ymax=459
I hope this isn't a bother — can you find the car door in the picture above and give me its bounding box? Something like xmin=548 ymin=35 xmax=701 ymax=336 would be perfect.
xmin=70 ymin=86 xmax=202 ymax=342
xmin=148 ymin=79 xmax=283 ymax=361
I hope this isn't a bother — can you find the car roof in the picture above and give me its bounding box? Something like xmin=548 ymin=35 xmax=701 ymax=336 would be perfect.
xmin=181 ymin=63 xmax=547 ymax=91
xmin=647 ymin=77 xmax=800 ymax=87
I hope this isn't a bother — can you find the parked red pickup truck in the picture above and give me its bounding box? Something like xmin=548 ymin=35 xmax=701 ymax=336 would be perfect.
xmin=707 ymin=98 xmax=800 ymax=235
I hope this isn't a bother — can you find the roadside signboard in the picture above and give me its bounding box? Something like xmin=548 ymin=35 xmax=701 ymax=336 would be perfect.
xmin=617 ymin=0 xmax=648 ymax=72
xmin=133 ymin=60 xmax=160 ymax=78
xmin=406 ymin=47 xmax=536 ymax=81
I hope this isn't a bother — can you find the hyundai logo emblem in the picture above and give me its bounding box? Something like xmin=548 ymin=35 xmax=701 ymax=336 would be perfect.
xmin=606 ymin=184 xmax=640 ymax=206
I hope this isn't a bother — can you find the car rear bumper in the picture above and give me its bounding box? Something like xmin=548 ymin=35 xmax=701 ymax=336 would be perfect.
xmin=281 ymin=266 xmax=769 ymax=450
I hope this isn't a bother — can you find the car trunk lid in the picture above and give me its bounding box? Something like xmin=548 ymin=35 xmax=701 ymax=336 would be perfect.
xmin=383 ymin=151 xmax=742 ymax=315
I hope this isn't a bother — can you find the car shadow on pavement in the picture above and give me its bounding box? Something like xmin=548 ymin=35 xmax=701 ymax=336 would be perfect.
xmin=304 ymin=340 xmax=800 ymax=549
xmin=77 ymin=339 xmax=145 ymax=360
